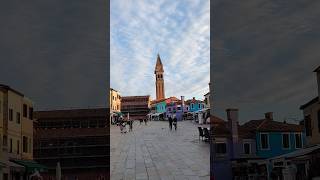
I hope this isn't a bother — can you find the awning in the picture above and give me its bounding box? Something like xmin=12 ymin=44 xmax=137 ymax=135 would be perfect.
xmin=7 ymin=161 xmax=25 ymax=172
xmin=10 ymin=159 xmax=48 ymax=173
xmin=115 ymin=112 xmax=124 ymax=116
xmin=268 ymin=144 xmax=320 ymax=161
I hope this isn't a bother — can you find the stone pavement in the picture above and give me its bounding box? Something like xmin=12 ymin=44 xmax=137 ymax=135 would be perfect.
xmin=110 ymin=120 xmax=210 ymax=180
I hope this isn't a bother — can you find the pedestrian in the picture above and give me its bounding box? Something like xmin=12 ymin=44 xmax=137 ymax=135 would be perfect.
xmin=122 ymin=121 xmax=127 ymax=133
xmin=144 ymin=118 xmax=147 ymax=125
xmin=119 ymin=117 xmax=124 ymax=133
xmin=168 ymin=116 xmax=173 ymax=130
xmin=140 ymin=119 xmax=143 ymax=125
xmin=173 ymin=114 xmax=177 ymax=131
xmin=129 ymin=119 xmax=133 ymax=132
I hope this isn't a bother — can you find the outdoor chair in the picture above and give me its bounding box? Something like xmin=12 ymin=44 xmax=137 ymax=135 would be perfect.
xmin=198 ymin=127 xmax=204 ymax=141
xmin=203 ymin=128 xmax=210 ymax=142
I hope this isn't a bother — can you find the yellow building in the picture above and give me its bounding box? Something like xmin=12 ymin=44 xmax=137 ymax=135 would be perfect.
xmin=110 ymin=88 xmax=121 ymax=112
xmin=0 ymin=84 xmax=40 ymax=179
xmin=300 ymin=66 xmax=320 ymax=146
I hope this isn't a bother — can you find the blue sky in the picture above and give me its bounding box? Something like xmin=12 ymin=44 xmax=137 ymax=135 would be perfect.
xmin=110 ymin=0 xmax=210 ymax=100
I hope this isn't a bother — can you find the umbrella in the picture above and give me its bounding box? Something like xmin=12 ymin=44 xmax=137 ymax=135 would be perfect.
xmin=56 ymin=162 xmax=61 ymax=180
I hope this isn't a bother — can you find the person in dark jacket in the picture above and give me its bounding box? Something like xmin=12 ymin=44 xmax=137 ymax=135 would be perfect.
xmin=129 ymin=119 xmax=133 ymax=132
xmin=168 ymin=116 xmax=173 ymax=130
xmin=173 ymin=114 xmax=177 ymax=130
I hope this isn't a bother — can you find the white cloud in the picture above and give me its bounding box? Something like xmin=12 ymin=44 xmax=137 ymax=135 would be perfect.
xmin=111 ymin=0 xmax=210 ymax=100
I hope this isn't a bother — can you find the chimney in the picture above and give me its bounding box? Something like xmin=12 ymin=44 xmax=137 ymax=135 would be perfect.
xmin=181 ymin=96 xmax=185 ymax=112
xmin=265 ymin=112 xmax=273 ymax=120
xmin=193 ymin=97 xmax=195 ymax=100
xmin=226 ymin=108 xmax=239 ymax=158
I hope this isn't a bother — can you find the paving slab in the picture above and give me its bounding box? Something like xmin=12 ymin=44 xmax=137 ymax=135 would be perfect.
xmin=111 ymin=120 xmax=210 ymax=180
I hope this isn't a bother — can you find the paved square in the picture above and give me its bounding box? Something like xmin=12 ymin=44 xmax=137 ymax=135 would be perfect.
xmin=111 ymin=120 xmax=210 ymax=180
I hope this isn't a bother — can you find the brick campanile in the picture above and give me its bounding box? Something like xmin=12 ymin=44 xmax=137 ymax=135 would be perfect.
xmin=154 ymin=54 xmax=165 ymax=100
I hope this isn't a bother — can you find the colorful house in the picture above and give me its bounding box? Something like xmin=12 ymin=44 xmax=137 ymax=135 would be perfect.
xmin=185 ymin=97 xmax=205 ymax=112
xmin=155 ymin=101 xmax=167 ymax=113
xmin=152 ymin=97 xmax=180 ymax=114
xmin=212 ymin=110 xmax=305 ymax=180
xmin=241 ymin=112 xmax=305 ymax=159
xmin=212 ymin=109 xmax=258 ymax=180
xmin=166 ymin=100 xmax=188 ymax=121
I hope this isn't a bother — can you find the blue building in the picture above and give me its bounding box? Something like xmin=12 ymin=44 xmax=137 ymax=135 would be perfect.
xmin=185 ymin=97 xmax=205 ymax=112
xmin=212 ymin=110 xmax=305 ymax=180
xmin=242 ymin=112 xmax=305 ymax=159
xmin=155 ymin=101 xmax=166 ymax=113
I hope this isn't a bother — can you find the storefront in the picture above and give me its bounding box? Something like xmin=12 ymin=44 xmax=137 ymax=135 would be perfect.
xmin=10 ymin=159 xmax=47 ymax=180
xmin=268 ymin=144 xmax=320 ymax=180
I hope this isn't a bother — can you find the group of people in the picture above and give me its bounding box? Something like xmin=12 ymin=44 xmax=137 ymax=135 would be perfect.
xmin=139 ymin=118 xmax=148 ymax=125
xmin=168 ymin=114 xmax=178 ymax=131
xmin=117 ymin=116 xmax=149 ymax=133
xmin=117 ymin=116 xmax=133 ymax=133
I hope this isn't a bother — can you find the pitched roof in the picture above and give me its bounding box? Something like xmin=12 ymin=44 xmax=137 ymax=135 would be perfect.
xmin=185 ymin=98 xmax=203 ymax=104
xmin=300 ymin=97 xmax=319 ymax=110
xmin=313 ymin=65 xmax=320 ymax=72
xmin=210 ymin=115 xmax=230 ymax=137
xmin=212 ymin=124 xmax=230 ymax=137
xmin=0 ymin=84 xmax=24 ymax=97
xmin=241 ymin=119 xmax=303 ymax=132
xmin=211 ymin=115 xmax=225 ymax=124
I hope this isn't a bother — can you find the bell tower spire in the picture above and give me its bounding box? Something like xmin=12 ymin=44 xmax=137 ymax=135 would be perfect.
xmin=154 ymin=54 xmax=165 ymax=100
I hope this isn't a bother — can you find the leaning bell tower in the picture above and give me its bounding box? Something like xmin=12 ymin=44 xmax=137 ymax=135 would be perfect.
xmin=154 ymin=54 xmax=165 ymax=100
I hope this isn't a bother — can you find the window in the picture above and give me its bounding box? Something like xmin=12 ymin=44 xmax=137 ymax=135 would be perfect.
xmin=17 ymin=140 xmax=20 ymax=154
xmin=295 ymin=133 xmax=302 ymax=149
xmin=29 ymin=139 xmax=32 ymax=153
xmin=23 ymin=136 xmax=28 ymax=153
xmin=23 ymin=104 xmax=27 ymax=117
xmin=9 ymin=109 xmax=13 ymax=121
xmin=191 ymin=104 xmax=194 ymax=109
xmin=29 ymin=107 xmax=33 ymax=120
xmin=215 ymin=143 xmax=227 ymax=154
xmin=282 ymin=133 xmax=290 ymax=149
xmin=260 ymin=133 xmax=269 ymax=150
xmin=318 ymin=110 xmax=320 ymax=132
xmin=3 ymin=135 xmax=7 ymax=146
xmin=9 ymin=139 xmax=12 ymax=153
xmin=243 ymin=143 xmax=251 ymax=154
xmin=16 ymin=112 xmax=20 ymax=124
xmin=198 ymin=104 xmax=201 ymax=108
xmin=305 ymin=115 xmax=312 ymax=136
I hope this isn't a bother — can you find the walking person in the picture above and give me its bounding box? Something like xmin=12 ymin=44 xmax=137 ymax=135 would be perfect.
xmin=173 ymin=114 xmax=177 ymax=131
xmin=139 ymin=119 xmax=143 ymax=125
xmin=168 ymin=116 xmax=173 ymax=130
xmin=129 ymin=119 xmax=133 ymax=132
xmin=119 ymin=116 xmax=124 ymax=133
xmin=144 ymin=118 xmax=147 ymax=125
